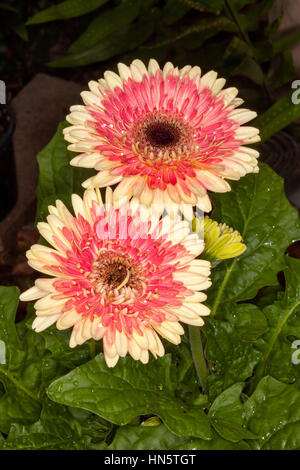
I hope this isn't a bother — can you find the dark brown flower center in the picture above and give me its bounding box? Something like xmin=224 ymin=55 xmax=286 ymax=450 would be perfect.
xmin=145 ymin=122 xmax=180 ymax=148
xmin=103 ymin=262 xmax=129 ymax=289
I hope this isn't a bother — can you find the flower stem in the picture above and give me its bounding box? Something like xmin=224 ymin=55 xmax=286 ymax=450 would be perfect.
xmin=188 ymin=325 xmax=208 ymax=392
xmin=89 ymin=339 xmax=96 ymax=359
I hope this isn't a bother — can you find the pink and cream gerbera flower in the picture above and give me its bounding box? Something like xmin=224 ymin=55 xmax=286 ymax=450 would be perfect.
xmin=20 ymin=188 xmax=211 ymax=367
xmin=64 ymin=59 xmax=260 ymax=214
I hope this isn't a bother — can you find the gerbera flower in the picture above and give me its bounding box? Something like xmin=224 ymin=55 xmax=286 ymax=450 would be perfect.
xmin=20 ymin=188 xmax=211 ymax=367
xmin=64 ymin=59 xmax=260 ymax=214
xmin=194 ymin=216 xmax=246 ymax=260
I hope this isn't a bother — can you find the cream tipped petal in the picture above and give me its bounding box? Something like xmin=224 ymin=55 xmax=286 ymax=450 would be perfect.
xmin=82 ymin=171 xmax=122 ymax=189
xmin=117 ymin=62 xmax=132 ymax=81
xmin=56 ymin=310 xmax=80 ymax=330
xmin=105 ymin=354 xmax=120 ymax=368
xmin=189 ymin=65 xmax=201 ymax=79
xmin=32 ymin=314 xmax=60 ymax=332
xmin=104 ymin=71 xmax=123 ymax=90
xmin=201 ymin=70 xmax=217 ymax=89
xmin=20 ymin=285 xmax=47 ymax=302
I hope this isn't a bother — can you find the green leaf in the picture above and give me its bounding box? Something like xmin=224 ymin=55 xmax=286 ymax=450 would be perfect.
xmin=163 ymin=0 xmax=190 ymax=24
xmin=208 ymin=163 xmax=300 ymax=317
xmin=224 ymin=37 xmax=252 ymax=64
xmin=253 ymin=94 xmax=300 ymax=142
xmin=27 ymin=0 xmax=108 ymax=24
xmin=0 ymin=286 xmax=40 ymax=433
xmin=251 ymin=256 xmax=300 ymax=386
xmin=204 ymin=319 xmax=261 ymax=400
xmin=255 ymin=285 xmax=283 ymax=310
xmin=208 ymin=383 xmax=257 ymax=442
xmin=255 ymin=30 xmax=300 ymax=64
xmin=109 ymin=424 xmax=185 ymax=450
xmin=0 ymin=287 xmax=62 ymax=433
xmin=266 ymin=50 xmax=295 ymax=90
xmin=12 ymin=23 xmax=28 ymax=41
xmin=185 ymin=0 xmax=225 ymax=13
xmin=236 ymin=0 xmax=275 ymax=32
xmin=36 ymin=121 xmax=93 ymax=221
xmin=153 ymin=16 xmax=236 ymax=50
xmin=166 ymin=335 xmax=199 ymax=403
xmin=1 ymin=400 xmax=87 ymax=450
xmin=233 ymin=57 xmax=264 ymax=86
xmin=68 ymin=0 xmax=142 ymax=54
xmin=109 ymin=424 xmax=251 ymax=450
xmin=47 ymin=354 xmax=212 ymax=440
xmin=244 ymin=376 xmax=300 ymax=449
xmin=225 ymin=303 xmax=268 ymax=342
xmin=39 ymin=326 xmax=91 ymax=370
xmin=48 ymin=14 xmax=155 ymax=68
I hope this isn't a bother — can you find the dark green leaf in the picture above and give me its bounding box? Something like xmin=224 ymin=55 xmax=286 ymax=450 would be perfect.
xmin=1 ymin=400 xmax=86 ymax=450
xmin=48 ymin=15 xmax=155 ymax=68
xmin=27 ymin=0 xmax=108 ymax=25
xmin=0 ymin=287 xmax=61 ymax=433
xmin=251 ymin=256 xmax=300 ymax=386
xmin=225 ymin=303 xmax=268 ymax=342
xmin=109 ymin=423 xmax=251 ymax=450
xmin=36 ymin=121 xmax=93 ymax=221
xmin=109 ymin=424 xmax=185 ymax=450
xmin=47 ymin=354 xmax=212 ymax=439
xmin=204 ymin=319 xmax=261 ymax=400
xmin=208 ymin=383 xmax=257 ymax=442
xmin=233 ymin=57 xmax=264 ymax=86
xmin=236 ymin=0 xmax=275 ymax=32
xmin=163 ymin=0 xmax=190 ymax=24
xmin=152 ymin=16 xmax=236 ymax=50
xmin=39 ymin=326 xmax=91 ymax=370
xmin=208 ymin=163 xmax=300 ymax=317
xmin=254 ymin=93 xmax=300 ymax=142
xmin=255 ymin=30 xmax=300 ymax=64
xmin=186 ymin=0 xmax=224 ymax=13
xmin=266 ymin=50 xmax=295 ymax=90
xmin=244 ymin=376 xmax=300 ymax=449
xmin=255 ymin=285 xmax=283 ymax=310
xmin=68 ymin=0 xmax=142 ymax=54
xmin=224 ymin=37 xmax=252 ymax=64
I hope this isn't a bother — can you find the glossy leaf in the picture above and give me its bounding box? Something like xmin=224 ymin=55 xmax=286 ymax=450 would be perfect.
xmin=68 ymin=0 xmax=142 ymax=54
xmin=36 ymin=121 xmax=93 ymax=220
xmin=185 ymin=0 xmax=225 ymax=13
xmin=204 ymin=319 xmax=261 ymax=400
xmin=163 ymin=0 xmax=190 ymax=24
xmin=1 ymin=401 xmax=86 ymax=450
xmin=255 ymin=30 xmax=300 ymax=64
xmin=0 ymin=287 xmax=61 ymax=433
xmin=47 ymin=354 xmax=212 ymax=440
xmin=27 ymin=0 xmax=108 ymax=25
xmin=251 ymin=256 xmax=300 ymax=386
xmin=39 ymin=326 xmax=91 ymax=370
xmin=208 ymin=383 xmax=257 ymax=442
xmin=253 ymin=94 xmax=300 ymax=142
xmin=244 ymin=376 xmax=300 ymax=450
xmin=48 ymin=15 xmax=155 ymax=68
xmin=153 ymin=16 xmax=236 ymax=49
xmin=109 ymin=424 xmax=251 ymax=450
xmin=225 ymin=303 xmax=268 ymax=342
